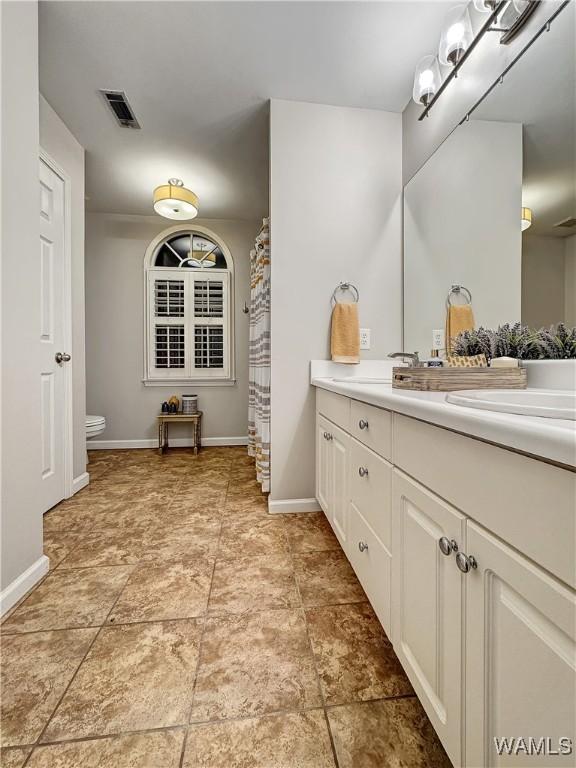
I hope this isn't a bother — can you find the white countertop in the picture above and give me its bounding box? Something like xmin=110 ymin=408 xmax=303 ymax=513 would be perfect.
xmin=311 ymin=374 xmax=576 ymax=469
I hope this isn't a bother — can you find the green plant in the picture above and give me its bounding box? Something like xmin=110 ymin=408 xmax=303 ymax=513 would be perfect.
xmin=452 ymin=323 xmax=576 ymax=360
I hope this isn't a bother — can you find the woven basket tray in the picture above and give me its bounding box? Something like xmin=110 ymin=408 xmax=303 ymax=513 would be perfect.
xmin=392 ymin=366 xmax=527 ymax=392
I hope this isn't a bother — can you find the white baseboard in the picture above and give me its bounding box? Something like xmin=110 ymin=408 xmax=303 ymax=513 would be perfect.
xmin=0 ymin=555 xmax=49 ymax=617
xmin=88 ymin=436 xmax=249 ymax=450
xmin=268 ymin=497 xmax=321 ymax=514
xmin=71 ymin=471 xmax=90 ymax=495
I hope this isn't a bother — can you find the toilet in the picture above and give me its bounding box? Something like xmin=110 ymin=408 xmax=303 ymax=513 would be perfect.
xmin=86 ymin=414 xmax=106 ymax=441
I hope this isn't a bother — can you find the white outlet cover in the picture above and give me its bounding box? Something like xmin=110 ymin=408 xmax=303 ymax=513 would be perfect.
xmin=360 ymin=328 xmax=371 ymax=350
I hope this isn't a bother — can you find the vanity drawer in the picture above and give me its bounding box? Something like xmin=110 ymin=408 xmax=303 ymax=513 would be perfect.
xmin=348 ymin=502 xmax=392 ymax=636
xmin=350 ymin=400 xmax=392 ymax=460
xmin=349 ymin=438 xmax=392 ymax=550
xmin=316 ymin=389 xmax=350 ymax=431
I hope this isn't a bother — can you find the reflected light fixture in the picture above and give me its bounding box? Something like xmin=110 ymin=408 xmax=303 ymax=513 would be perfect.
xmin=413 ymin=55 xmax=442 ymax=106
xmin=439 ymin=5 xmax=474 ymax=67
xmin=153 ymin=178 xmax=199 ymax=220
xmin=472 ymin=0 xmax=497 ymax=11
xmin=521 ymin=207 xmax=533 ymax=231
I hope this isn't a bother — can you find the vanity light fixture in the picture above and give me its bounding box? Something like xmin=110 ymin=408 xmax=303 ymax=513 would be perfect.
xmin=439 ymin=5 xmax=474 ymax=67
xmin=521 ymin=207 xmax=533 ymax=230
xmin=153 ymin=178 xmax=199 ymax=221
xmin=412 ymin=55 xmax=442 ymax=106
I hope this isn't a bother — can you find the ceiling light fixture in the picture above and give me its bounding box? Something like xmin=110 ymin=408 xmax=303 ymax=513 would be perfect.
xmin=521 ymin=207 xmax=533 ymax=231
xmin=412 ymin=55 xmax=442 ymax=106
xmin=153 ymin=178 xmax=199 ymax=220
xmin=439 ymin=5 xmax=474 ymax=67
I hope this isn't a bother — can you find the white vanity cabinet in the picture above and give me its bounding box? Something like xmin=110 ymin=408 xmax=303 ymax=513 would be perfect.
xmin=316 ymin=412 xmax=350 ymax=548
xmin=464 ymin=522 xmax=576 ymax=768
xmin=314 ymin=385 xmax=576 ymax=768
xmin=392 ymin=470 xmax=466 ymax=767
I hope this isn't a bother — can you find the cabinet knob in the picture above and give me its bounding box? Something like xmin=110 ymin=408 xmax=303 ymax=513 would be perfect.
xmin=358 ymin=541 xmax=369 ymax=552
xmin=326 ymin=433 xmax=333 ymax=441
xmin=438 ymin=536 xmax=453 ymax=556
xmin=358 ymin=466 xmax=369 ymax=478
xmin=358 ymin=419 xmax=369 ymax=430
xmin=456 ymin=552 xmax=478 ymax=573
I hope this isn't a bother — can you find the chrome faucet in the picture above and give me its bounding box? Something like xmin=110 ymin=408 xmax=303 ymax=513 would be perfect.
xmin=388 ymin=352 xmax=422 ymax=368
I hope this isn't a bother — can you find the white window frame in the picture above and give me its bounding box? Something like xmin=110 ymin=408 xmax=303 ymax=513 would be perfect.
xmin=143 ymin=224 xmax=235 ymax=386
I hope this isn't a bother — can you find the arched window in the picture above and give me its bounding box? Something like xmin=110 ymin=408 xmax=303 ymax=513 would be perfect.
xmin=144 ymin=225 xmax=234 ymax=384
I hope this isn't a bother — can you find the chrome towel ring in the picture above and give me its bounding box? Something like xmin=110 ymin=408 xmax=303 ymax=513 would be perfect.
xmin=446 ymin=284 xmax=472 ymax=308
xmin=331 ymin=282 xmax=360 ymax=305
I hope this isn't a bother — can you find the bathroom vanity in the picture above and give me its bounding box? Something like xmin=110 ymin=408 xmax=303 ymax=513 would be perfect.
xmin=313 ymin=375 xmax=575 ymax=768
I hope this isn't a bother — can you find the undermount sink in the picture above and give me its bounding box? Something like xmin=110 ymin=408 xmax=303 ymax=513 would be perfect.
xmin=446 ymin=389 xmax=576 ymax=420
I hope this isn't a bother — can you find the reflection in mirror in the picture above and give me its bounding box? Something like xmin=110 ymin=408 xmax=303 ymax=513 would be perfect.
xmin=403 ymin=4 xmax=575 ymax=357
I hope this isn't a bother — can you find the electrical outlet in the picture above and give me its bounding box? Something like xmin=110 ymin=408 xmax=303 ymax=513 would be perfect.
xmin=360 ymin=328 xmax=371 ymax=350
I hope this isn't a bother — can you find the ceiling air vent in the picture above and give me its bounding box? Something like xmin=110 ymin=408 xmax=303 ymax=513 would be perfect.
xmin=554 ymin=216 xmax=576 ymax=230
xmin=99 ymin=90 xmax=140 ymax=129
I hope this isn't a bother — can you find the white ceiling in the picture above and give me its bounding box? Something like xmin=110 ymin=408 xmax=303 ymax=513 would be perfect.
xmin=39 ymin=1 xmax=452 ymax=220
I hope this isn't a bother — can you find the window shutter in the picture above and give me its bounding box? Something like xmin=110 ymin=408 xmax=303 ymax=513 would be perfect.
xmin=148 ymin=272 xmax=187 ymax=378
xmin=191 ymin=274 xmax=229 ymax=378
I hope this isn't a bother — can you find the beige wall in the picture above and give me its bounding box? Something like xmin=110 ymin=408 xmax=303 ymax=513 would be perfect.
xmin=1 ymin=1 xmax=44 ymax=600
xmin=565 ymin=235 xmax=576 ymax=327
xmin=269 ymin=99 xmax=402 ymax=504
xmin=521 ymin=234 xmax=566 ymax=328
xmin=85 ymin=213 xmax=258 ymax=445
xmin=39 ymin=95 xmax=87 ymax=482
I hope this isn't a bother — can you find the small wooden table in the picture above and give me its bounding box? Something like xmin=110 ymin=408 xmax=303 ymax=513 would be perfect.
xmin=157 ymin=411 xmax=203 ymax=455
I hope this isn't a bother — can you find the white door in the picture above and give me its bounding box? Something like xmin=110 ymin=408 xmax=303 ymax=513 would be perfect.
xmin=316 ymin=415 xmax=332 ymax=516
xmin=465 ymin=521 xmax=576 ymax=768
xmin=330 ymin=423 xmax=349 ymax=547
xmin=39 ymin=158 xmax=68 ymax=512
xmin=392 ymin=469 xmax=466 ymax=767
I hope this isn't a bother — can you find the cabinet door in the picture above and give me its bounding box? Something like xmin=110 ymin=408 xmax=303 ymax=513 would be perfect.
xmin=330 ymin=423 xmax=349 ymax=547
xmin=465 ymin=521 xmax=576 ymax=768
xmin=392 ymin=469 xmax=466 ymax=767
xmin=316 ymin=415 xmax=332 ymax=516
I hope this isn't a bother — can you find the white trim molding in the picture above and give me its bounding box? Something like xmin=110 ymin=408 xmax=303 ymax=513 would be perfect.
xmin=71 ymin=472 xmax=90 ymax=495
xmin=88 ymin=436 xmax=249 ymax=450
xmin=0 ymin=556 xmax=49 ymax=617
xmin=267 ymin=497 xmax=321 ymax=514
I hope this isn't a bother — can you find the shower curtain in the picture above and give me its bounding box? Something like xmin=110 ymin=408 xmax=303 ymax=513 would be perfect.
xmin=248 ymin=218 xmax=271 ymax=492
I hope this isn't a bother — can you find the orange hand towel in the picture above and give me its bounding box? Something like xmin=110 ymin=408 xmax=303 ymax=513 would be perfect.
xmin=331 ymin=302 xmax=360 ymax=364
xmin=445 ymin=304 xmax=474 ymax=353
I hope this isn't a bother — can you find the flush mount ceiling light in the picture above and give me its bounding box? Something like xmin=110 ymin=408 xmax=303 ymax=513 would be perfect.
xmin=413 ymin=55 xmax=442 ymax=106
xmin=521 ymin=207 xmax=533 ymax=230
xmin=439 ymin=5 xmax=474 ymax=67
xmin=153 ymin=178 xmax=199 ymax=220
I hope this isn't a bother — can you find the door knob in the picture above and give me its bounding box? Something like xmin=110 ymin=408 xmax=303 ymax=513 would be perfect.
xmin=456 ymin=552 xmax=478 ymax=573
xmin=55 ymin=352 xmax=71 ymax=364
xmin=358 ymin=541 xmax=369 ymax=552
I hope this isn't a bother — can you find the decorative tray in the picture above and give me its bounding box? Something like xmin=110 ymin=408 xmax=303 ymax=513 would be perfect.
xmin=392 ymin=366 xmax=527 ymax=392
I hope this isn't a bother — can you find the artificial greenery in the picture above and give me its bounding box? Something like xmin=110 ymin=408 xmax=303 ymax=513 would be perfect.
xmin=452 ymin=323 xmax=576 ymax=361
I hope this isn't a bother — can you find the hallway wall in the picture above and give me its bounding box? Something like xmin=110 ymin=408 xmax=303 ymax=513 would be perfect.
xmin=85 ymin=213 xmax=258 ymax=447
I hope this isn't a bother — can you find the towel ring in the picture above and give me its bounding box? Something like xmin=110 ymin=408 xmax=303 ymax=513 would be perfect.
xmin=446 ymin=284 xmax=472 ymax=308
xmin=331 ymin=282 xmax=359 ymax=305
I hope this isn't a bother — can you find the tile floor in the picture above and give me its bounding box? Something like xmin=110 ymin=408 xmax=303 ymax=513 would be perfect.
xmin=1 ymin=447 xmax=451 ymax=768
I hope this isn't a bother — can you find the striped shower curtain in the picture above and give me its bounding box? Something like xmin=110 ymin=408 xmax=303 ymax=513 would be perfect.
xmin=248 ymin=218 xmax=271 ymax=492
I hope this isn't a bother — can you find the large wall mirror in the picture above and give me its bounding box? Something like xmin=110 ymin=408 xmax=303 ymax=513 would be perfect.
xmin=404 ymin=3 xmax=575 ymax=355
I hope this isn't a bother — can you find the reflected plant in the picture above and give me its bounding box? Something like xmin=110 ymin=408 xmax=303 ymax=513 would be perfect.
xmin=452 ymin=323 xmax=576 ymax=360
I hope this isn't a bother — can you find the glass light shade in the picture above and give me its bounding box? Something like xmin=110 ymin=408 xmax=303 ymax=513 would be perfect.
xmin=413 ymin=55 xmax=442 ymax=106
xmin=153 ymin=179 xmax=199 ymax=220
xmin=472 ymin=0 xmax=496 ymax=12
xmin=439 ymin=5 xmax=474 ymax=67
xmin=521 ymin=207 xmax=533 ymax=231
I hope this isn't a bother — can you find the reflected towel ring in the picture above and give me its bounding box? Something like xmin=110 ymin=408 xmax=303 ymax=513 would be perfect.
xmin=446 ymin=284 xmax=472 ymax=308
xmin=331 ymin=282 xmax=360 ymax=305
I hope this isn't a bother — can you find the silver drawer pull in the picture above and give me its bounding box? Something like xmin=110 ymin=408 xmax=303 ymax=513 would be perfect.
xmin=438 ymin=536 xmax=453 ymax=556
xmin=358 ymin=419 xmax=369 ymax=430
xmin=326 ymin=433 xmax=333 ymax=441
xmin=358 ymin=541 xmax=369 ymax=552
xmin=456 ymin=552 xmax=478 ymax=573
xmin=358 ymin=466 xmax=369 ymax=478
